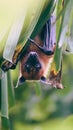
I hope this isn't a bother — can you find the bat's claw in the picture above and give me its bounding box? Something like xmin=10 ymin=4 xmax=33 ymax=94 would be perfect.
xmin=48 ymin=68 xmax=64 ymax=89
xmin=48 ymin=80 xmax=64 ymax=89
xmin=40 ymin=75 xmax=64 ymax=89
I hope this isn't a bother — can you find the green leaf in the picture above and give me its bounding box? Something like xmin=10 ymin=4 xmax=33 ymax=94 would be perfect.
xmin=1 ymin=117 xmax=10 ymax=130
xmin=1 ymin=72 xmax=8 ymax=118
xmin=0 ymin=69 xmax=2 ymax=79
xmin=3 ymin=13 xmax=26 ymax=62
xmin=48 ymin=0 xmax=69 ymax=74
xmin=0 ymin=27 xmax=11 ymax=65
xmin=1 ymin=72 xmax=10 ymax=129
xmin=28 ymin=0 xmax=55 ymax=38
xmin=52 ymin=46 xmax=62 ymax=73
xmin=19 ymin=0 xmax=49 ymax=42
xmin=34 ymin=81 xmax=42 ymax=96
xmin=0 ymin=0 xmax=26 ymax=62
xmin=0 ymin=70 xmax=15 ymax=130
xmin=66 ymin=10 xmax=73 ymax=53
xmin=58 ymin=0 xmax=73 ymax=50
xmin=7 ymin=71 xmax=15 ymax=108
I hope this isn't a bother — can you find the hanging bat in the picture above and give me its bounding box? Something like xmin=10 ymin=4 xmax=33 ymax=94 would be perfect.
xmin=1 ymin=16 xmax=63 ymax=89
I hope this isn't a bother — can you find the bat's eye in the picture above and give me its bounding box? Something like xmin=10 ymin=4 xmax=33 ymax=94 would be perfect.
xmin=24 ymin=64 xmax=31 ymax=73
xmin=35 ymin=64 xmax=41 ymax=71
xmin=24 ymin=52 xmax=41 ymax=73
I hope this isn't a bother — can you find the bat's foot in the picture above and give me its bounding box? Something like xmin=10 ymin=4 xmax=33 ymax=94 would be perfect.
xmin=48 ymin=70 xmax=64 ymax=89
xmin=48 ymin=80 xmax=64 ymax=89
xmin=1 ymin=61 xmax=16 ymax=72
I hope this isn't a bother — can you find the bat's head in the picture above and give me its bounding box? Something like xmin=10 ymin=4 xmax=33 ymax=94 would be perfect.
xmin=20 ymin=36 xmax=52 ymax=81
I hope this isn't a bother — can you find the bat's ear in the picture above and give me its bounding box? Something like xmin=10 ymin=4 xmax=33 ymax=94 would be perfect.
xmin=16 ymin=76 xmax=26 ymax=87
xmin=19 ymin=76 xmax=25 ymax=84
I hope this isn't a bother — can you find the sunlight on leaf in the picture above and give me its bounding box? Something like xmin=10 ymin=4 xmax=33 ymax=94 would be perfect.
xmin=3 ymin=13 xmax=26 ymax=62
xmin=3 ymin=0 xmax=50 ymax=62
xmin=0 ymin=27 xmax=10 ymax=61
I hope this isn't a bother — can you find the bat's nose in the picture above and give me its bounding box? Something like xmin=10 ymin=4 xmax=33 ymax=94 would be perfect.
xmin=24 ymin=52 xmax=41 ymax=73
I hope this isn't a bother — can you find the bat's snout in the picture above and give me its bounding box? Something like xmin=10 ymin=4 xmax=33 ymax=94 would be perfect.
xmin=24 ymin=52 xmax=41 ymax=73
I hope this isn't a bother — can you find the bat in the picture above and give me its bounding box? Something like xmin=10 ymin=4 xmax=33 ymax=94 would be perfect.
xmin=1 ymin=16 xmax=63 ymax=89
